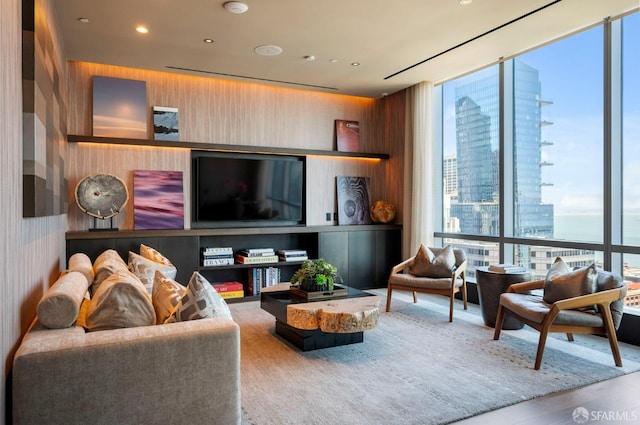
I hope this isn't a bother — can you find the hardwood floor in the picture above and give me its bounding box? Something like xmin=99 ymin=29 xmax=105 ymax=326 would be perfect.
xmin=454 ymin=371 xmax=640 ymax=424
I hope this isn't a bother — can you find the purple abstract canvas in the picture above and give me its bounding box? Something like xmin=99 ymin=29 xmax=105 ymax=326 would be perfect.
xmin=133 ymin=170 xmax=184 ymax=230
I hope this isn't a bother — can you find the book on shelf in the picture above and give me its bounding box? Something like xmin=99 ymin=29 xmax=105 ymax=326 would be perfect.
xmin=238 ymin=248 xmax=275 ymax=256
xmin=201 ymin=247 xmax=233 ymax=255
xmin=247 ymin=267 xmax=281 ymax=296
xmin=202 ymin=253 xmax=234 ymax=260
xmin=211 ymin=281 xmax=244 ymax=292
xmin=218 ymin=290 xmax=244 ymax=299
xmin=202 ymin=257 xmax=234 ymax=267
xmin=278 ymin=254 xmax=308 ymax=262
xmin=488 ymin=264 xmax=527 ymax=273
xmin=276 ymin=249 xmax=308 ymax=256
xmin=235 ymin=254 xmax=279 ymax=264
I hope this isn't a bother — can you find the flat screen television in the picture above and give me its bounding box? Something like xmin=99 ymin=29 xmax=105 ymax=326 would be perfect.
xmin=192 ymin=151 xmax=305 ymax=228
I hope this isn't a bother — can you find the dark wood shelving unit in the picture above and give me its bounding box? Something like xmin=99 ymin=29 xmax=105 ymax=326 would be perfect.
xmin=66 ymin=225 xmax=402 ymax=297
xmin=67 ymin=135 xmax=390 ymax=160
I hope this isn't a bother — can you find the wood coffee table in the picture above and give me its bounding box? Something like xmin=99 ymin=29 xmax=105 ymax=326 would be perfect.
xmin=260 ymin=282 xmax=380 ymax=351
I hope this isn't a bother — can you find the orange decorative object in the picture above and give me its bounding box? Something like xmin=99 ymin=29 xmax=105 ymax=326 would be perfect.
xmin=370 ymin=200 xmax=396 ymax=223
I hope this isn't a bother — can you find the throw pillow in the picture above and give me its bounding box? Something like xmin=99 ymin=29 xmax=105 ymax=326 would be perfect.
xmin=152 ymin=270 xmax=186 ymax=324
xmin=128 ymin=251 xmax=178 ymax=296
xmin=139 ymin=244 xmax=177 ymax=279
xmin=85 ymin=268 xmax=156 ymax=331
xmin=543 ymin=257 xmax=598 ymax=305
xmin=92 ymin=249 xmax=128 ymax=294
xmin=166 ymin=272 xmax=232 ymax=323
xmin=409 ymin=245 xmax=456 ymax=278
xmin=37 ymin=271 xmax=90 ymax=329
xmin=68 ymin=252 xmax=95 ymax=285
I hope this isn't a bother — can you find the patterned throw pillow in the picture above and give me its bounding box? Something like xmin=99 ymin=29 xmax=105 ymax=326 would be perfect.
xmin=152 ymin=270 xmax=185 ymax=324
xmin=128 ymin=251 xmax=178 ymax=296
xmin=409 ymin=245 xmax=456 ymax=278
xmin=85 ymin=269 xmax=156 ymax=331
xmin=139 ymin=244 xmax=177 ymax=279
xmin=166 ymin=272 xmax=232 ymax=323
xmin=543 ymin=257 xmax=597 ymax=305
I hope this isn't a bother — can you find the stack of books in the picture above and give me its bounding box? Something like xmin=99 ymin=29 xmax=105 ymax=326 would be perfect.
xmin=247 ymin=267 xmax=281 ymax=296
xmin=201 ymin=247 xmax=234 ymax=267
xmin=235 ymin=248 xmax=278 ymax=264
xmin=488 ymin=263 xmax=527 ymax=273
xmin=277 ymin=249 xmax=308 ymax=262
xmin=211 ymin=281 xmax=244 ymax=299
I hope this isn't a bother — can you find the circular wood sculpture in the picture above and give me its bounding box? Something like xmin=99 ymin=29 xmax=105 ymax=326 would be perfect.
xmin=75 ymin=173 xmax=129 ymax=219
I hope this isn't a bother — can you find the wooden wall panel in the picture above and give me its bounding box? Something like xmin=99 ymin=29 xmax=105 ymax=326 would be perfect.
xmin=2 ymin=0 xmax=68 ymax=421
xmin=66 ymin=62 xmax=403 ymax=229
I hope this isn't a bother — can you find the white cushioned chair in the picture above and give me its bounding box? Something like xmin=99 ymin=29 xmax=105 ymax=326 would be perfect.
xmin=493 ymin=266 xmax=627 ymax=370
xmin=386 ymin=245 xmax=468 ymax=322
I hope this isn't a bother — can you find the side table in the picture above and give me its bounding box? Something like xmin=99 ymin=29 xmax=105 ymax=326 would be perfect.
xmin=476 ymin=266 xmax=532 ymax=330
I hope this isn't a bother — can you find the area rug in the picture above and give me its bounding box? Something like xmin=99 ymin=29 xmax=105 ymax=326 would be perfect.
xmin=230 ymin=289 xmax=640 ymax=425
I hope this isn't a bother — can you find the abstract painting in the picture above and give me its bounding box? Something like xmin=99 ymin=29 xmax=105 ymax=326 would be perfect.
xmin=335 ymin=120 xmax=360 ymax=152
xmin=153 ymin=106 xmax=179 ymax=141
xmin=133 ymin=170 xmax=184 ymax=230
xmin=22 ymin=0 xmax=68 ymax=217
xmin=336 ymin=176 xmax=372 ymax=225
xmin=93 ymin=76 xmax=147 ymax=138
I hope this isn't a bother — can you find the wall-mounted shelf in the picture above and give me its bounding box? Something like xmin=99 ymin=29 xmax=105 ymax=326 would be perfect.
xmin=67 ymin=135 xmax=390 ymax=160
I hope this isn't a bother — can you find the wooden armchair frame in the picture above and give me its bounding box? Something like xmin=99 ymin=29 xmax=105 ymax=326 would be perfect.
xmin=493 ymin=279 xmax=625 ymax=370
xmin=386 ymin=256 xmax=468 ymax=322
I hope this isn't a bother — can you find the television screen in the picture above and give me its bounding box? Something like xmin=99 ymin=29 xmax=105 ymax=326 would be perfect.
xmin=192 ymin=151 xmax=305 ymax=228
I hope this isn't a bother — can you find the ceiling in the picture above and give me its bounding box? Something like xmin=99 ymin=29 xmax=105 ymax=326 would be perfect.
xmin=53 ymin=0 xmax=638 ymax=99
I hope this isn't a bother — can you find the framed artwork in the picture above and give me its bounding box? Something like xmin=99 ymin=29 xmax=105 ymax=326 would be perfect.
xmin=335 ymin=120 xmax=360 ymax=152
xmin=93 ymin=76 xmax=147 ymax=138
xmin=153 ymin=106 xmax=179 ymax=141
xmin=336 ymin=176 xmax=372 ymax=225
xmin=22 ymin=0 xmax=67 ymax=217
xmin=133 ymin=170 xmax=184 ymax=230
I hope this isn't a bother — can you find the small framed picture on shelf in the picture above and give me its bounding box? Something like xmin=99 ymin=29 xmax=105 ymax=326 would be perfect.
xmin=335 ymin=119 xmax=360 ymax=152
xmin=153 ymin=106 xmax=179 ymax=141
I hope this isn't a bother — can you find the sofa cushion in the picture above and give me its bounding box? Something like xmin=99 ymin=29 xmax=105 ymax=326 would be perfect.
xmin=139 ymin=244 xmax=177 ymax=279
xmin=85 ymin=269 xmax=156 ymax=331
xmin=37 ymin=271 xmax=90 ymax=329
xmin=408 ymin=245 xmax=455 ymax=278
xmin=166 ymin=272 xmax=232 ymax=323
xmin=128 ymin=251 xmax=178 ymax=296
xmin=543 ymin=257 xmax=597 ymax=305
xmin=152 ymin=270 xmax=185 ymax=324
xmin=92 ymin=249 xmax=128 ymax=294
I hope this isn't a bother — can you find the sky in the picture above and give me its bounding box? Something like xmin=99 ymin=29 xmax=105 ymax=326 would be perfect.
xmin=442 ymin=13 xmax=639 ymax=214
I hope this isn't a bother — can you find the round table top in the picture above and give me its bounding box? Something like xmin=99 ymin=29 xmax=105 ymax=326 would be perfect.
xmin=476 ymin=265 xmax=531 ymax=275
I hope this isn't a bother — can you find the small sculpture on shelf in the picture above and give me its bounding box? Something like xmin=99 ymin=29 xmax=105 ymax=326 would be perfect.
xmin=370 ymin=200 xmax=396 ymax=223
xmin=290 ymin=258 xmax=343 ymax=292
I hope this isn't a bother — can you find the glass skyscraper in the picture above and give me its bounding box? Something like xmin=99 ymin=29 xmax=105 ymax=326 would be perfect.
xmin=448 ymin=61 xmax=554 ymax=241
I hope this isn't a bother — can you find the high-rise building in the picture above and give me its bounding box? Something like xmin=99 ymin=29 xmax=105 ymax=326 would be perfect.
xmin=449 ymin=61 xmax=553 ymax=240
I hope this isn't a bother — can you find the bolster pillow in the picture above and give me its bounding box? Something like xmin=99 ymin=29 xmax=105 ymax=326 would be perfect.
xmin=37 ymin=271 xmax=90 ymax=329
xmin=68 ymin=252 xmax=95 ymax=285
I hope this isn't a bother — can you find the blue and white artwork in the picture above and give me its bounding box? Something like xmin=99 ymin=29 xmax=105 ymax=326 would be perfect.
xmin=93 ymin=76 xmax=147 ymax=138
xmin=153 ymin=106 xmax=179 ymax=141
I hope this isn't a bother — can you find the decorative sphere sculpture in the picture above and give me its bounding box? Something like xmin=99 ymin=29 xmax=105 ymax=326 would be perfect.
xmin=370 ymin=200 xmax=397 ymax=223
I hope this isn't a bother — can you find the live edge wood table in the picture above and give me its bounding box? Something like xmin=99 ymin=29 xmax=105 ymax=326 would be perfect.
xmin=260 ymin=282 xmax=380 ymax=351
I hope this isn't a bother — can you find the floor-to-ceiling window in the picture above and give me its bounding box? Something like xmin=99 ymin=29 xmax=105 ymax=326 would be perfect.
xmin=434 ymin=11 xmax=639 ymax=312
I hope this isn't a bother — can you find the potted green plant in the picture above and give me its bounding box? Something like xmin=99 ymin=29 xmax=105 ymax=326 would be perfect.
xmin=290 ymin=258 xmax=343 ymax=292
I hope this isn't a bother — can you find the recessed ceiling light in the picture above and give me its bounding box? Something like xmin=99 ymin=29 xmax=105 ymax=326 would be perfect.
xmin=204 ymin=38 xmax=214 ymax=44
xmin=351 ymin=62 xmax=360 ymax=67
xmin=459 ymin=0 xmax=472 ymax=5
xmin=329 ymin=58 xmax=338 ymax=63
xmin=78 ymin=17 xmax=90 ymax=24
xmin=224 ymin=1 xmax=249 ymax=14
xmin=135 ymin=25 xmax=149 ymax=34
xmin=254 ymin=45 xmax=283 ymax=56
xmin=304 ymin=55 xmax=316 ymax=62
